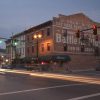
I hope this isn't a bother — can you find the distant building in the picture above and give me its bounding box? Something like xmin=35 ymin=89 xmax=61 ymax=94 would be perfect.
xmin=6 ymin=13 xmax=100 ymax=70
xmin=0 ymin=48 xmax=9 ymax=66
xmin=6 ymin=33 xmax=26 ymax=63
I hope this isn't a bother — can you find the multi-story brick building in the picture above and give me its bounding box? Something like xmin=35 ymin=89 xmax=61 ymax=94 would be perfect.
xmin=6 ymin=13 xmax=100 ymax=70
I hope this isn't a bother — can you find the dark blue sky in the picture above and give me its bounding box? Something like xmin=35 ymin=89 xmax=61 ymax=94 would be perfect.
xmin=0 ymin=0 xmax=100 ymax=39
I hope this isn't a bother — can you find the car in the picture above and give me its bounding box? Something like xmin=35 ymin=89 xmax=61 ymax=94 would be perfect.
xmin=1 ymin=65 xmax=14 ymax=69
xmin=14 ymin=64 xmax=27 ymax=69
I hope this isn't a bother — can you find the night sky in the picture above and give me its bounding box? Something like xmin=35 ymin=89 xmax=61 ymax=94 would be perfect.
xmin=0 ymin=0 xmax=100 ymax=48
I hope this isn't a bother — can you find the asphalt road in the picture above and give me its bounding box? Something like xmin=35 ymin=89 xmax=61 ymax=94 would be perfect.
xmin=0 ymin=72 xmax=100 ymax=100
xmin=72 ymin=70 xmax=100 ymax=77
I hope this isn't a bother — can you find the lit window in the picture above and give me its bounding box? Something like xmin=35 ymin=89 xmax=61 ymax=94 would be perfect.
xmin=47 ymin=43 xmax=51 ymax=51
xmin=41 ymin=44 xmax=44 ymax=52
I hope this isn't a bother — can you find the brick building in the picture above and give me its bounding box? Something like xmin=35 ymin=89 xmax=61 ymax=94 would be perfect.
xmin=6 ymin=13 xmax=100 ymax=70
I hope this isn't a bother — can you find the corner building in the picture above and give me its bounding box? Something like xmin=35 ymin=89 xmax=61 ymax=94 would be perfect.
xmin=6 ymin=13 xmax=100 ymax=71
xmin=25 ymin=13 xmax=100 ymax=70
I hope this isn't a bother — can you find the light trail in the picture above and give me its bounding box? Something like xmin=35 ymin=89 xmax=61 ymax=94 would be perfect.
xmin=0 ymin=69 xmax=100 ymax=85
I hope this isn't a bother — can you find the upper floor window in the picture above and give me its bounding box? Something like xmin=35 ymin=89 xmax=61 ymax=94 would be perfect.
xmin=22 ymin=48 xmax=24 ymax=55
xmin=62 ymin=29 xmax=67 ymax=37
xmin=41 ymin=44 xmax=44 ymax=52
xmin=27 ymin=47 xmax=30 ymax=55
xmin=32 ymin=46 xmax=34 ymax=53
xmin=63 ymin=44 xmax=67 ymax=51
xmin=47 ymin=43 xmax=51 ymax=51
xmin=27 ymin=35 xmax=30 ymax=42
xmin=32 ymin=35 xmax=34 ymax=40
xmin=47 ymin=28 xmax=51 ymax=36
xmin=18 ymin=48 xmax=21 ymax=55
xmin=41 ymin=30 xmax=44 ymax=38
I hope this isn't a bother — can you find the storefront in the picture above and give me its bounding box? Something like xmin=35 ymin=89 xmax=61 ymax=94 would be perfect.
xmin=39 ymin=55 xmax=71 ymax=62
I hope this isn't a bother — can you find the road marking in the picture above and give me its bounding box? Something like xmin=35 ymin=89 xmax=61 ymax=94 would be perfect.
xmin=0 ymin=84 xmax=83 ymax=96
xmin=67 ymin=92 xmax=100 ymax=100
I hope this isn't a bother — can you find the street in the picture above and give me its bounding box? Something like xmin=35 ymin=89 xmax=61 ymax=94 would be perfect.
xmin=0 ymin=71 xmax=100 ymax=100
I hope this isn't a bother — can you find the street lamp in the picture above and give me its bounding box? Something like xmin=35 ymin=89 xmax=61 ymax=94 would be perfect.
xmin=33 ymin=34 xmax=42 ymax=39
xmin=33 ymin=34 xmax=42 ymax=63
xmin=1 ymin=55 xmax=4 ymax=66
xmin=5 ymin=59 xmax=9 ymax=62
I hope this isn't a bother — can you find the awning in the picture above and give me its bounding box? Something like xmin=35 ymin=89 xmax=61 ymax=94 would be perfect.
xmin=52 ymin=55 xmax=71 ymax=62
xmin=21 ymin=55 xmax=71 ymax=63
xmin=20 ymin=57 xmax=37 ymax=63
xmin=39 ymin=56 xmax=52 ymax=62
xmin=39 ymin=55 xmax=71 ymax=62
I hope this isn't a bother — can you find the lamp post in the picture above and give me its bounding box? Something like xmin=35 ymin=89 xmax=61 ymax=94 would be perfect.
xmin=1 ymin=55 xmax=4 ymax=66
xmin=33 ymin=34 xmax=42 ymax=63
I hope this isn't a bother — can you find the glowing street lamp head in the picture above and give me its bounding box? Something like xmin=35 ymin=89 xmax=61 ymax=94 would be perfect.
xmin=33 ymin=34 xmax=37 ymax=39
xmin=38 ymin=34 xmax=42 ymax=38
xmin=33 ymin=34 xmax=42 ymax=39
xmin=1 ymin=55 xmax=4 ymax=58
xmin=5 ymin=59 xmax=9 ymax=62
xmin=14 ymin=42 xmax=18 ymax=46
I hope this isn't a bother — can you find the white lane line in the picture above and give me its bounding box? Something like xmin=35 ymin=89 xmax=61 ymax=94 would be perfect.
xmin=67 ymin=92 xmax=100 ymax=100
xmin=0 ymin=84 xmax=83 ymax=96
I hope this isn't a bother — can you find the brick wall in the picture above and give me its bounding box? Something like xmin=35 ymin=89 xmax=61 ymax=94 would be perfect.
xmin=67 ymin=54 xmax=98 ymax=70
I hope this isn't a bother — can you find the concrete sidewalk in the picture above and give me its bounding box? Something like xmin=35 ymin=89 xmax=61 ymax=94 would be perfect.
xmin=0 ymin=68 xmax=100 ymax=85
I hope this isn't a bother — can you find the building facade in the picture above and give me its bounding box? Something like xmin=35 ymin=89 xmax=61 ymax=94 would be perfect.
xmin=6 ymin=32 xmax=26 ymax=63
xmin=6 ymin=13 xmax=100 ymax=70
xmin=52 ymin=13 xmax=100 ymax=70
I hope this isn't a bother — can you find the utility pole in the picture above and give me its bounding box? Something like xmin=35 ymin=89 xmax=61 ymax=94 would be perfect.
xmin=11 ymin=33 xmax=14 ymax=63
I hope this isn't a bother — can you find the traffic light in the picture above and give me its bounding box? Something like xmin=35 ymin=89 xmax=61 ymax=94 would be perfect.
xmin=93 ymin=25 xmax=97 ymax=35
xmin=76 ymin=30 xmax=80 ymax=38
xmin=13 ymin=39 xmax=18 ymax=46
xmin=0 ymin=40 xmax=3 ymax=44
